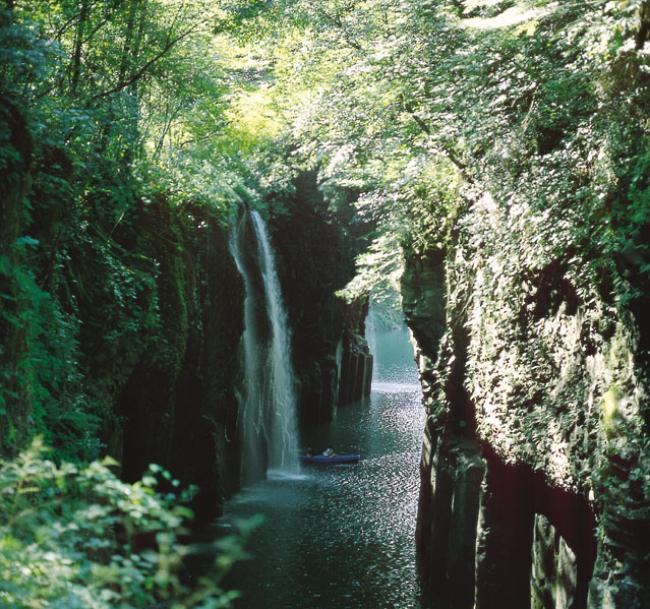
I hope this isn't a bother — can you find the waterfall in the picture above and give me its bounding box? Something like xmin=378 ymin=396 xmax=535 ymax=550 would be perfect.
xmin=229 ymin=209 xmax=298 ymax=481
xmin=229 ymin=214 xmax=267 ymax=482
xmin=250 ymin=211 xmax=299 ymax=470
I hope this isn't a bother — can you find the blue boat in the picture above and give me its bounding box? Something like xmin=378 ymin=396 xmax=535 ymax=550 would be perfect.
xmin=300 ymin=453 xmax=360 ymax=465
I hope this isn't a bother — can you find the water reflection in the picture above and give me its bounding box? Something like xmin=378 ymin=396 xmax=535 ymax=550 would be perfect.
xmin=367 ymin=313 xmax=420 ymax=387
xmin=224 ymin=319 xmax=424 ymax=609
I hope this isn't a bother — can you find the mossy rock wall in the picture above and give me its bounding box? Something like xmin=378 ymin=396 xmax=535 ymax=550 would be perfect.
xmin=0 ymin=135 xmax=244 ymax=521
xmin=407 ymin=191 xmax=650 ymax=608
xmin=114 ymin=201 xmax=243 ymax=521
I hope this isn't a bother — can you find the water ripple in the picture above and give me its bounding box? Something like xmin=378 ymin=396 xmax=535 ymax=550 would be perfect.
xmin=372 ymin=381 xmax=421 ymax=394
xmin=223 ymin=384 xmax=426 ymax=609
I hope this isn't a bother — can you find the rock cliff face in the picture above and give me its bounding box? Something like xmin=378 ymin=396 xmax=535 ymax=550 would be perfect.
xmin=1 ymin=136 xmax=371 ymax=522
xmin=337 ymin=298 xmax=373 ymax=407
xmin=270 ymin=171 xmax=372 ymax=424
xmin=1 ymin=149 xmax=244 ymax=522
xmin=406 ymin=192 xmax=650 ymax=609
xmin=114 ymin=202 xmax=243 ymax=522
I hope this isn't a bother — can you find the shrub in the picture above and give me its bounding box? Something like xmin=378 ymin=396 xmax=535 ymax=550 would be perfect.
xmin=0 ymin=438 xmax=250 ymax=609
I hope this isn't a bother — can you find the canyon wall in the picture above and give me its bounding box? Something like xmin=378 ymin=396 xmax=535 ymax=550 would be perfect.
xmin=0 ymin=112 xmax=243 ymax=521
xmin=113 ymin=202 xmax=244 ymax=521
xmin=406 ymin=192 xmax=649 ymax=609
xmin=271 ymin=171 xmax=372 ymax=425
xmin=1 ymin=119 xmax=370 ymax=522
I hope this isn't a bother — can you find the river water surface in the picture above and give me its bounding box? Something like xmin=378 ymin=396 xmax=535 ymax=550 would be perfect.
xmin=224 ymin=321 xmax=425 ymax=609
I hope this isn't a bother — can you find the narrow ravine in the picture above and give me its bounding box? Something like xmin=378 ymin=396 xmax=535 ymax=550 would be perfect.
xmin=223 ymin=316 xmax=424 ymax=609
xmin=4 ymin=5 xmax=650 ymax=608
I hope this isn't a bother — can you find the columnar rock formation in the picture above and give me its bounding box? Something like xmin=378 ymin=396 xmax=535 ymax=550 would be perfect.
xmin=115 ymin=188 xmax=373 ymax=515
xmin=113 ymin=202 xmax=244 ymax=521
xmin=337 ymin=298 xmax=373 ymax=406
xmin=271 ymin=171 xmax=373 ymax=424
xmin=406 ymin=192 xmax=650 ymax=609
xmin=0 ymin=127 xmax=371 ymax=522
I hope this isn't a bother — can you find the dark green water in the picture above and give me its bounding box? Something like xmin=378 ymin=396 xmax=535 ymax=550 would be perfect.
xmin=224 ymin=322 xmax=426 ymax=609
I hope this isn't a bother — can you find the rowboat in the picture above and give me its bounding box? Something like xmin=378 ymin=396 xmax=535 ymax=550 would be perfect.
xmin=299 ymin=453 xmax=360 ymax=465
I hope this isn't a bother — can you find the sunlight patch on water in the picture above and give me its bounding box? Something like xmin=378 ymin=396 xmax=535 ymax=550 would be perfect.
xmin=372 ymin=381 xmax=421 ymax=394
xmin=223 ymin=305 xmax=426 ymax=609
xmin=224 ymin=386 xmax=426 ymax=609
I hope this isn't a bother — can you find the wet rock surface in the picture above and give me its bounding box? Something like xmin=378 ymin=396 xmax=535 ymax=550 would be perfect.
xmin=115 ymin=203 xmax=243 ymax=522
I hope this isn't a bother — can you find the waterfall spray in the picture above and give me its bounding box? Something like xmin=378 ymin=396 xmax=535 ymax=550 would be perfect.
xmin=229 ymin=209 xmax=298 ymax=481
xmin=250 ymin=210 xmax=299 ymax=470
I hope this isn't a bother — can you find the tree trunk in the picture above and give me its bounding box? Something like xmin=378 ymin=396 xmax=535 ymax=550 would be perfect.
xmin=70 ymin=0 xmax=90 ymax=96
xmin=118 ymin=0 xmax=139 ymax=89
xmin=637 ymin=1 xmax=650 ymax=49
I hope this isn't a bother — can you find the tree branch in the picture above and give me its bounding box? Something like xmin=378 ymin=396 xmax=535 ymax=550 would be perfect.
xmin=400 ymin=95 xmax=469 ymax=177
xmin=317 ymin=9 xmax=363 ymax=51
xmin=90 ymin=24 xmax=198 ymax=102
xmin=637 ymin=1 xmax=650 ymax=49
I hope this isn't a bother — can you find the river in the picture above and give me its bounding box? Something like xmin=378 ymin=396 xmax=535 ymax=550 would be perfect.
xmin=223 ymin=319 xmax=426 ymax=609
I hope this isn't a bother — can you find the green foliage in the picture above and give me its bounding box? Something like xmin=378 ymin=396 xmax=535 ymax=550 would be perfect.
xmin=213 ymin=3 xmax=650 ymax=543
xmin=0 ymin=247 xmax=97 ymax=459
xmin=0 ymin=0 xmax=289 ymax=457
xmin=218 ymin=0 xmax=650 ymax=304
xmin=0 ymin=438 xmax=254 ymax=609
xmin=2 ymin=0 xmax=648 ymax=535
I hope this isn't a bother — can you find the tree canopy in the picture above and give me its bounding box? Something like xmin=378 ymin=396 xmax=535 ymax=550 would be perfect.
xmin=2 ymin=0 xmax=648 ymax=457
xmin=213 ymin=0 xmax=650 ymax=299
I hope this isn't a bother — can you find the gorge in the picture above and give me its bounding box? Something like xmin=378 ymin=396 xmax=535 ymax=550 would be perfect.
xmin=1 ymin=2 xmax=649 ymax=609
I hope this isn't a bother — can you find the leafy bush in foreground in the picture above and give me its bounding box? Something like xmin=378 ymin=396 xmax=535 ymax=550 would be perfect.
xmin=0 ymin=439 xmax=249 ymax=609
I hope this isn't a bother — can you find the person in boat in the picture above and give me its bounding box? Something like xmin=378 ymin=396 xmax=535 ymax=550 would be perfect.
xmin=306 ymin=447 xmax=313 ymax=457
xmin=322 ymin=447 xmax=335 ymax=457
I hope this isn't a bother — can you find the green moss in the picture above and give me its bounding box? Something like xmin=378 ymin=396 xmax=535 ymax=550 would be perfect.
xmin=601 ymin=388 xmax=619 ymax=434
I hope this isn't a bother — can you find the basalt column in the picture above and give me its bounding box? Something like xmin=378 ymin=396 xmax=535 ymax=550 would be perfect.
xmin=475 ymin=454 xmax=535 ymax=609
xmin=407 ymin=185 xmax=649 ymax=608
xmin=337 ymin=298 xmax=373 ymax=406
xmin=116 ymin=202 xmax=243 ymax=523
xmin=404 ymin=246 xmax=484 ymax=609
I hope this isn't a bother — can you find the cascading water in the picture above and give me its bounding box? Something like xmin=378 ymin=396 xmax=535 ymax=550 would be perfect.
xmin=229 ymin=214 xmax=266 ymax=482
xmin=250 ymin=211 xmax=299 ymax=470
xmin=229 ymin=209 xmax=298 ymax=481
